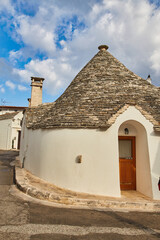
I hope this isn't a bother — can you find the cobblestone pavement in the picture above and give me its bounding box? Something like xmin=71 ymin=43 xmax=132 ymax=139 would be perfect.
xmin=0 ymin=150 xmax=160 ymax=240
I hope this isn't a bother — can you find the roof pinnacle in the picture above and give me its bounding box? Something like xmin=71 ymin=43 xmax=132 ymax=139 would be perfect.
xmin=98 ymin=45 xmax=109 ymax=51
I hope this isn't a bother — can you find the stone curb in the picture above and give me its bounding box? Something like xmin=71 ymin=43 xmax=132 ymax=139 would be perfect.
xmin=15 ymin=164 xmax=160 ymax=212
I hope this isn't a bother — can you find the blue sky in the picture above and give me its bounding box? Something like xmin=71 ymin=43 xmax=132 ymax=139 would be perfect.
xmin=0 ymin=0 xmax=160 ymax=106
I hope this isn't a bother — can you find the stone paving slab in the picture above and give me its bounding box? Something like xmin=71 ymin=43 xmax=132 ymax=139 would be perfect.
xmin=0 ymin=166 xmax=13 ymax=185
xmin=14 ymin=158 xmax=160 ymax=212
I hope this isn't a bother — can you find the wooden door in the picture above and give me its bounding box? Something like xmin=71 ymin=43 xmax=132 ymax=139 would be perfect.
xmin=119 ymin=136 xmax=136 ymax=190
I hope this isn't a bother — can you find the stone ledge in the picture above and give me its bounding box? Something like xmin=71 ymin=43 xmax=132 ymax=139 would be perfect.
xmin=15 ymin=163 xmax=160 ymax=212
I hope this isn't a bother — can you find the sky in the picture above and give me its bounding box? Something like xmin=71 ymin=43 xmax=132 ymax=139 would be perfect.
xmin=0 ymin=0 xmax=160 ymax=107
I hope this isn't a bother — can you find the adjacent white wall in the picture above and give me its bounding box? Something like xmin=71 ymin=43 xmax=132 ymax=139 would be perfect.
xmin=0 ymin=109 xmax=16 ymax=115
xmin=0 ymin=119 xmax=12 ymax=149
xmin=11 ymin=112 xmax=23 ymax=149
xmin=0 ymin=112 xmax=23 ymax=150
xmin=20 ymin=106 xmax=160 ymax=199
xmin=148 ymin=130 xmax=160 ymax=199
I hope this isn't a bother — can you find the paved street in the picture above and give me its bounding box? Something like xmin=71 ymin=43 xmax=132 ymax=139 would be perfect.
xmin=0 ymin=150 xmax=160 ymax=239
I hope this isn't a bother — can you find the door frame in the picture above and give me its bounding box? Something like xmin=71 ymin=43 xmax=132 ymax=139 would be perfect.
xmin=119 ymin=136 xmax=136 ymax=190
xmin=17 ymin=130 xmax=21 ymax=150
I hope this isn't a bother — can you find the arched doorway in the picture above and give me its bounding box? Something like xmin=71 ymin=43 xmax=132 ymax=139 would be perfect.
xmin=119 ymin=136 xmax=136 ymax=190
xmin=118 ymin=120 xmax=153 ymax=197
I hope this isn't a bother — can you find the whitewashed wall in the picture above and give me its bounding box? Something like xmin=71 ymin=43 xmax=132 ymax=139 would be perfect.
xmin=20 ymin=119 xmax=120 ymax=197
xmin=20 ymin=106 xmax=160 ymax=199
xmin=0 ymin=119 xmax=12 ymax=149
xmin=11 ymin=112 xmax=23 ymax=149
xmin=0 ymin=112 xmax=23 ymax=150
xmin=0 ymin=109 xmax=15 ymax=115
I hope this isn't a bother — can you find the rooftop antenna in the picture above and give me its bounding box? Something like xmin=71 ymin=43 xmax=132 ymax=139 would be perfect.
xmin=1 ymin=99 xmax=10 ymax=106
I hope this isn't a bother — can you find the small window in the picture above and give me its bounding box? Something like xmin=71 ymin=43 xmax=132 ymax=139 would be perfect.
xmin=119 ymin=139 xmax=132 ymax=159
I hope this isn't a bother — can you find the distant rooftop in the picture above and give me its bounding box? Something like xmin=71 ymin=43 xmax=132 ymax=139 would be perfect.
xmin=0 ymin=106 xmax=27 ymax=110
xmin=0 ymin=112 xmax=20 ymax=121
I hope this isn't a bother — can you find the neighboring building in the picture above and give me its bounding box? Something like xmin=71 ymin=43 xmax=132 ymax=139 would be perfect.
xmin=20 ymin=45 xmax=160 ymax=200
xmin=0 ymin=106 xmax=26 ymax=150
xmin=0 ymin=105 xmax=26 ymax=115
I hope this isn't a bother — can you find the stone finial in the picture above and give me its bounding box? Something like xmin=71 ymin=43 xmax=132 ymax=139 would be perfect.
xmin=30 ymin=77 xmax=45 ymax=107
xmin=98 ymin=45 xmax=109 ymax=51
xmin=146 ymin=75 xmax=151 ymax=84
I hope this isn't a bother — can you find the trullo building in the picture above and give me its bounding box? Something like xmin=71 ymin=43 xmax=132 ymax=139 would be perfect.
xmin=20 ymin=45 xmax=160 ymax=200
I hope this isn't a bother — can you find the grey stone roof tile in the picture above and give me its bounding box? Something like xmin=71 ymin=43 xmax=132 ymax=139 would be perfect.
xmin=26 ymin=47 xmax=160 ymax=131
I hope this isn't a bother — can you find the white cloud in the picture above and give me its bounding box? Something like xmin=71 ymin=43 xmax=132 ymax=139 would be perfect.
xmin=9 ymin=50 xmax=23 ymax=65
xmin=18 ymin=85 xmax=28 ymax=91
xmin=0 ymin=84 xmax=5 ymax=93
xmin=15 ymin=15 xmax=56 ymax=55
xmin=1 ymin=0 xmax=160 ymax=102
xmin=7 ymin=0 xmax=94 ymax=57
xmin=13 ymin=58 xmax=76 ymax=94
xmin=0 ymin=58 xmax=18 ymax=81
xmin=150 ymin=49 xmax=160 ymax=74
xmin=0 ymin=0 xmax=14 ymax=14
xmin=62 ymin=0 xmax=160 ymax=85
xmin=0 ymin=88 xmax=5 ymax=93
xmin=5 ymin=80 xmax=16 ymax=90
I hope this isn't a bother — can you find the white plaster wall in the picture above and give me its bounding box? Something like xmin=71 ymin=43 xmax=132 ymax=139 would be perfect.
xmin=0 ymin=112 xmax=23 ymax=150
xmin=0 ymin=119 xmax=12 ymax=149
xmin=11 ymin=112 xmax=23 ymax=149
xmin=148 ymin=130 xmax=160 ymax=200
xmin=20 ymin=114 xmax=28 ymax=165
xmin=20 ymin=106 xmax=160 ymax=199
xmin=0 ymin=110 xmax=15 ymax=115
xmin=20 ymin=124 xmax=120 ymax=197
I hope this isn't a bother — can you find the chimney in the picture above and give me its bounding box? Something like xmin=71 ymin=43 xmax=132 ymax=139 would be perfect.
xmin=146 ymin=74 xmax=151 ymax=84
xmin=30 ymin=77 xmax=45 ymax=107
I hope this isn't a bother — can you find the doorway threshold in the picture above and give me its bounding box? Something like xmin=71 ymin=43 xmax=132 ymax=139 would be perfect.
xmin=121 ymin=191 xmax=152 ymax=202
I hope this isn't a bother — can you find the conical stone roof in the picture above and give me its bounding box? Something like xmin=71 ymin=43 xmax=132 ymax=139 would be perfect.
xmin=26 ymin=45 xmax=160 ymax=131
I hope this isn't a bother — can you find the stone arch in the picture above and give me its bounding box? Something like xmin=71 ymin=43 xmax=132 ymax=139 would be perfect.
xmin=118 ymin=120 xmax=153 ymax=198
